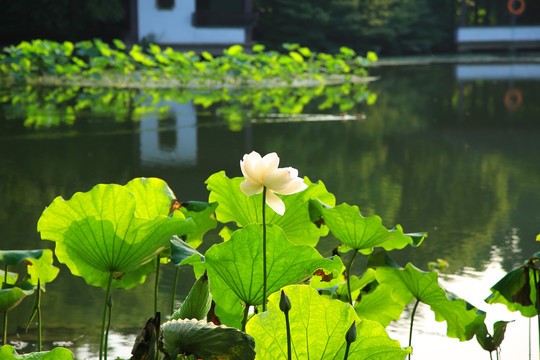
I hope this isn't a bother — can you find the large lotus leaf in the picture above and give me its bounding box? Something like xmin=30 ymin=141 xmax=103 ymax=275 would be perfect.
xmin=205 ymin=224 xmax=343 ymax=328
xmin=161 ymin=318 xmax=255 ymax=360
xmin=178 ymin=201 xmax=218 ymax=248
xmin=246 ymin=285 xmax=409 ymax=360
xmin=314 ymin=202 xmax=423 ymax=254
xmin=38 ymin=181 xmax=194 ymax=289
xmin=376 ymin=264 xmax=486 ymax=341
xmin=354 ymin=283 xmax=408 ymax=327
xmin=0 ymin=345 xmax=74 ymax=359
xmin=206 ymin=172 xmax=333 ymax=246
xmin=26 ymin=249 xmax=59 ymax=287
xmin=124 ymin=177 xmax=177 ymax=219
xmin=0 ymin=250 xmax=46 ymax=266
xmin=485 ymin=266 xmax=538 ymax=317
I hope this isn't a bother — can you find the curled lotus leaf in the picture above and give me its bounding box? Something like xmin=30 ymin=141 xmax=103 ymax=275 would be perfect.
xmin=161 ymin=318 xmax=255 ymax=360
xmin=37 ymin=178 xmax=194 ymax=289
xmin=0 ymin=250 xmax=46 ymax=267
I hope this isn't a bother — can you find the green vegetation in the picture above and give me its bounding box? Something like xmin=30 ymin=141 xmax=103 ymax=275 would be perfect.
xmin=0 ymin=40 xmax=376 ymax=88
xmin=2 ymin=151 xmax=536 ymax=359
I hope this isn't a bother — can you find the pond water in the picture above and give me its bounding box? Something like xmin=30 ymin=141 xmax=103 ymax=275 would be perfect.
xmin=1 ymin=62 xmax=539 ymax=359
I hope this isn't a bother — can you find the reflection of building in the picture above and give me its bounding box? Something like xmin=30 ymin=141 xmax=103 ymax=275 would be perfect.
xmin=455 ymin=1 xmax=540 ymax=51
xmin=139 ymin=102 xmax=197 ymax=166
xmin=131 ymin=0 xmax=257 ymax=51
xmin=456 ymin=64 xmax=540 ymax=81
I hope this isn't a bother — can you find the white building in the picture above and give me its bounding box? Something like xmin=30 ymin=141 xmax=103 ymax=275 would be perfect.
xmin=131 ymin=0 xmax=256 ymax=50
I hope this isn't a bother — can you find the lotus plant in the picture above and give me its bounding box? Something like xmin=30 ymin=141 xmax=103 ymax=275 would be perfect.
xmin=239 ymin=151 xmax=307 ymax=310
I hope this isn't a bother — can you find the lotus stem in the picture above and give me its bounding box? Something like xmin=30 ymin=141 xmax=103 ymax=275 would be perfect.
xmin=37 ymin=280 xmax=42 ymax=351
xmin=241 ymin=304 xmax=251 ymax=332
xmin=104 ymin=295 xmax=113 ymax=360
xmin=99 ymin=271 xmax=113 ymax=360
xmin=155 ymin=254 xmax=161 ymax=315
xmin=2 ymin=264 xmax=7 ymax=346
xmin=2 ymin=311 xmax=6 ymax=346
xmin=408 ymin=298 xmax=421 ymax=360
xmin=262 ymin=187 xmax=267 ymax=312
xmin=171 ymin=266 xmax=180 ymax=315
xmin=534 ymin=269 xmax=540 ymax=357
xmin=346 ymin=249 xmax=359 ymax=305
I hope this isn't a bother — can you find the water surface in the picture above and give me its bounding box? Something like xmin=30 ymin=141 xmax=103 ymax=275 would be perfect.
xmin=1 ymin=63 xmax=539 ymax=359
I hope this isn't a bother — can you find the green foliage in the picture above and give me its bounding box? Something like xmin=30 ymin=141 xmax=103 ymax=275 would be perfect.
xmin=0 ymin=40 xmax=375 ymax=88
xmin=0 ymin=345 xmax=73 ymax=359
xmin=246 ymin=284 xmax=410 ymax=359
xmin=375 ymin=263 xmax=486 ymax=341
xmin=312 ymin=202 xmax=425 ymax=254
xmin=207 ymin=173 xmax=333 ymax=246
xmin=485 ymin=252 xmax=540 ymax=317
xmin=254 ymin=0 xmax=453 ymax=54
xmin=205 ymin=224 xmax=343 ymax=328
xmin=171 ymin=272 xmax=212 ymax=321
xmin=37 ymin=178 xmax=194 ymax=289
xmin=476 ymin=321 xmax=512 ymax=354
xmin=160 ymin=318 xmax=256 ymax=360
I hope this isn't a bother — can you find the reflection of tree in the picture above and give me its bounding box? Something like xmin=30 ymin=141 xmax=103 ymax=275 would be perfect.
xmin=0 ymin=83 xmax=374 ymax=130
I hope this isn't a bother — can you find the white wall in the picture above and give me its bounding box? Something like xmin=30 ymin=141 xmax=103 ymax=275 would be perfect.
xmin=138 ymin=0 xmax=245 ymax=44
xmin=456 ymin=26 xmax=540 ymax=42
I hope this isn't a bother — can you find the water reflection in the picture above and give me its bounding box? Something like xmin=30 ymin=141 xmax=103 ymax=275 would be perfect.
xmin=0 ymin=63 xmax=539 ymax=359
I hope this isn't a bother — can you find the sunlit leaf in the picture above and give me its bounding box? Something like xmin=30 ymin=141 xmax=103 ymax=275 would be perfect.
xmin=376 ymin=264 xmax=486 ymax=341
xmin=161 ymin=318 xmax=255 ymax=360
xmin=205 ymin=224 xmax=343 ymax=328
xmin=171 ymin=272 xmax=212 ymax=321
xmin=246 ymin=285 xmax=409 ymax=359
xmin=26 ymin=249 xmax=59 ymax=287
xmin=0 ymin=344 xmax=74 ymax=359
xmin=178 ymin=201 xmax=218 ymax=248
xmin=38 ymin=178 xmax=194 ymax=289
xmin=313 ymin=202 xmax=422 ymax=254
xmin=207 ymin=172 xmax=334 ymax=246
xmin=354 ymin=283 xmax=408 ymax=327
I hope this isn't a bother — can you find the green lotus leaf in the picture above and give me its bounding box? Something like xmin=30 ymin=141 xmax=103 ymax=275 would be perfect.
xmin=37 ymin=179 xmax=194 ymax=289
xmin=476 ymin=320 xmax=512 ymax=353
xmin=124 ymin=177 xmax=177 ymax=219
xmin=161 ymin=318 xmax=255 ymax=360
xmin=205 ymin=224 xmax=343 ymax=328
xmin=485 ymin=266 xmax=538 ymax=317
xmin=170 ymin=236 xmax=207 ymax=279
xmin=314 ymin=202 xmax=422 ymax=254
xmin=178 ymin=201 xmax=218 ymax=248
xmin=0 ymin=250 xmax=46 ymax=267
xmin=0 ymin=270 xmax=18 ymax=285
xmin=171 ymin=272 xmax=212 ymax=321
xmin=206 ymin=172 xmax=334 ymax=246
xmin=246 ymin=284 xmax=409 ymax=359
xmin=0 ymin=283 xmax=35 ymax=312
xmin=0 ymin=344 xmax=74 ymax=359
xmin=335 ymin=269 xmax=377 ymax=302
xmin=376 ymin=263 xmax=486 ymax=341
xmin=26 ymin=249 xmax=59 ymax=287
xmin=354 ymin=283 xmax=408 ymax=327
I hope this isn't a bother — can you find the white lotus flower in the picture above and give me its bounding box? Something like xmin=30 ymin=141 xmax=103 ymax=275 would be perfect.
xmin=240 ymin=151 xmax=308 ymax=215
